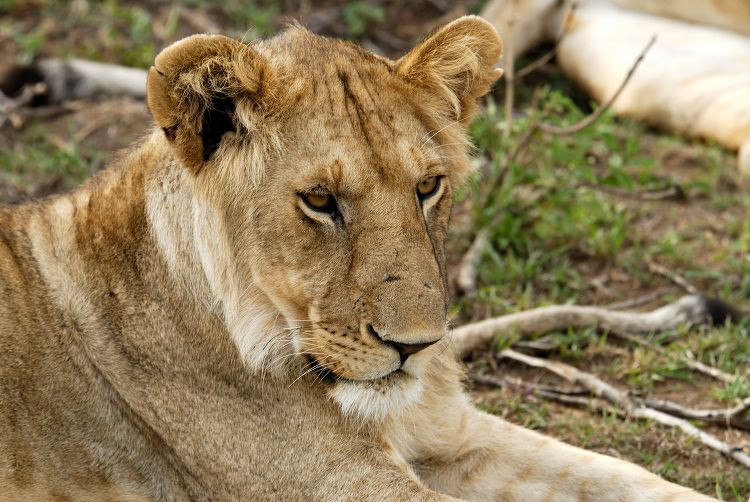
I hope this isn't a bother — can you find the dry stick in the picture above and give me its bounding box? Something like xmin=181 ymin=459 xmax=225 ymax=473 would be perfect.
xmin=468 ymin=373 xmax=510 ymax=389
xmin=647 ymin=260 xmax=701 ymax=296
xmin=535 ymin=389 xmax=611 ymax=410
xmin=499 ymin=86 xmax=541 ymax=173
xmin=450 ymin=295 xmax=738 ymax=384
xmin=538 ymin=35 xmax=657 ymax=135
xmin=470 ymin=372 xmax=592 ymax=397
xmin=479 ymin=85 xmax=542 ymax=202
xmin=501 ymin=0 xmax=515 ymax=145
xmin=513 ymin=47 xmax=555 ymax=80
xmin=513 ymin=1 xmax=580 ymax=80
xmin=473 ymin=376 xmax=749 ymax=431
xmin=605 ymin=329 xmax=736 ymax=384
xmin=577 ymin=182 xmax=682 ymax=201
xmin=496 ymin=2 xmax=579 ymax=179
xmin=0 ymin=82 xmax=48 ymax=128
xmin=533 ymin=386 xmax=750 ymax=431
xmin=642 ymin=396 xmax=750 ymax=431
xmin=452 ymin=295 xmax=714 ymax=358
xmin=605 ymin=288 xmax=671 ymax=310
xmin=498 ymin=348 xmax=750 ymax=469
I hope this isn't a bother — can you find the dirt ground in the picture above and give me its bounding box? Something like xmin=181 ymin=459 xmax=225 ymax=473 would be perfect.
xmin=1 ymin=0 xmax=748 ymax=498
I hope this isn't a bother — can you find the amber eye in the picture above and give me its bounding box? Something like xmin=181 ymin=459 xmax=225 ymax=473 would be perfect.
xmin=417 ymin=176 xmax=440 ymax=200
xmin=302 ymin=193 xmax=337 ymax=213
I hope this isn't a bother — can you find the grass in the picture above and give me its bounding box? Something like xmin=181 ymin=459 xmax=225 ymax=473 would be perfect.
xmin=1 ymin=0 xmax=283 ymax=67
xmin=465 ymin=79 xmax=749 ymax=500
xmin=0 ymin=121 xmax=110 ymax=191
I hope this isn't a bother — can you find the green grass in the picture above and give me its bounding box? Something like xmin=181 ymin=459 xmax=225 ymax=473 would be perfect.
xmin=1 ymin=0 xmax=283 ymax=67
xmin=0 ymin=122 xmax=109 ymax=190
xmin=465 ymin=80 xmax=749 ymax=500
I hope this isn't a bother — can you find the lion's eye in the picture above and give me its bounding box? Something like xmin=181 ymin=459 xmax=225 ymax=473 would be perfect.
xmin=302 ymin=193 xmax=337 ymax=213
xmin=417 ymin=176 xmax=440 ymax=200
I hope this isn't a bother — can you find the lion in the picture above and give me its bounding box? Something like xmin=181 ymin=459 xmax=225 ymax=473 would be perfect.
xmin=0 ymin=17 xmax=717 ymax=501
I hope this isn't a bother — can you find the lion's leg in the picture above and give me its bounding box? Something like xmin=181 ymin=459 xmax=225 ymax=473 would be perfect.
xmin=388 ymin=356 xmax=714 ymax=502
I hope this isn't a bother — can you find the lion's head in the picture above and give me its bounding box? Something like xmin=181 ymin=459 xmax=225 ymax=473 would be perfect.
xmin=146 ymin=17 xmax=502 ymax=421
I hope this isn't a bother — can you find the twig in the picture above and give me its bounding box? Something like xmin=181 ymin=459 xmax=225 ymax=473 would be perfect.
xmin=604 ymin=329 xmax=736 ymax=384
xmin=500 ymin=86 xmax=541 ymax=171
xmin=535 ymin=385 xmax=750 ymax=431
xmin=513 ymin=48 xmax=555 ymax=81
xmin=577 ymin=182 xmax=683 ymax=201
xmin=479 ymin=86 xmax=541 ymax=202
xmin=472 ymin=374 xmax=748 ymax=431
xmin=513 ymin=2 xmax=579 ymax=80
xmin=468 ymin=373 xmax=509 ymax=389
xmin=605 ymin=289 xmax=671 ymax=310
xmin=470 ymin=372 xmax=589 ymax=397
xmin=535 ymin=389 xmax=612 ymax=410
xmin=501 ymin=0 xmax=516 ymax=144
xmin=537 ymin=35 xmax=656 ymax=135
xmin=642 ymin=396 xmax=750 ymax=431
xmin=647 ymin=260 xmax=700 ymax=295
xmin=0 ymin=82 xmax=49 ymax=128
xmin=498 ymin=348 xmax=750 ymax=469
xmin=455 ymin=228 xmax=488 ymax=298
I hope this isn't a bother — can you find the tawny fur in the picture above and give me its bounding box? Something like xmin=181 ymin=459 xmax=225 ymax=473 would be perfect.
xmin=0 ymin=18 xmax=714 ymax=501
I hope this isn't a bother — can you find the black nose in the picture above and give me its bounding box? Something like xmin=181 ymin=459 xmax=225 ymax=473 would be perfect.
xmin=367 ymin=324 xmax=440 ymax=365
xmin=388 ymin=339 xmax=438 ymax=365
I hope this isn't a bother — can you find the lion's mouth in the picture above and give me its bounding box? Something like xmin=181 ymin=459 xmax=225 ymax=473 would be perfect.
xmin=305 ymin=354 xmax=404 ymax=385
xmin=305 ymin=354 xmax=338 ymax=384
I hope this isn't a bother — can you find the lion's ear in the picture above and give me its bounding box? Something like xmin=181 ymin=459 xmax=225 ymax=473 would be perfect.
xmin=396 ymin=16 xmax=503 ymax=122
xmin=147 ymin=34 xmax=277 ymax=174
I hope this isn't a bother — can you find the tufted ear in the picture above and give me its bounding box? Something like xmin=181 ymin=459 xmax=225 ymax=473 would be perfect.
xmin=396 ymin=16 xmax=504 ymax=123
xmin=147 ymin=34 xmax=278 ymax=174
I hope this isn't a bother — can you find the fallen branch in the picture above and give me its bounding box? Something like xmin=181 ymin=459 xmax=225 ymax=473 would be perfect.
xmin=470 ymin=372 xmax=590 ymax=397
xmin=498 ymin=348 xmax=750 ymax=469
xmin=642 ymin=396 xmax=750 ymax=431
xmin=451 ymin=295 xmax=720 ymax=359
xmin=535 ymin=389 xmax=612 ymax=411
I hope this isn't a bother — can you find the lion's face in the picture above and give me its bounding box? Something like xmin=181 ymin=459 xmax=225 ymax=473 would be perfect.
xmin=250 ymin=86 xmax=454 ymax=417
xmin=147 ymin=19 xmax=502 ymax=420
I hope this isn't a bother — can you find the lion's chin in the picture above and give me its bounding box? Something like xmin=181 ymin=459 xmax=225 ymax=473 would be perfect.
xmin=328 ymin=371 xmax=423 ymax=423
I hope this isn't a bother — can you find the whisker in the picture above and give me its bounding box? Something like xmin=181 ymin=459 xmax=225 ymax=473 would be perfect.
xmin=419 ymin=112 xmax=477 ymax=148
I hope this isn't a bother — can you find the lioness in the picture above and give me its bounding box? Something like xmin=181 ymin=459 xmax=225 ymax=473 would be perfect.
xmin=0 ymin=17 xmax=715 ymax=501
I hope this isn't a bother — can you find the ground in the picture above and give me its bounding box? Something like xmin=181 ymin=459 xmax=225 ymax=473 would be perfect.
xmin=1 ymin=1 xmax=748 ymax=499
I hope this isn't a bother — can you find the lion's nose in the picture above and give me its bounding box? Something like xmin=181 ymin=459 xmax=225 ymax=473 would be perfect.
xmin=388 ymin=339 xmax=438 ymax=364
xmin=367 ymin=324 xmax=440 ymax=365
